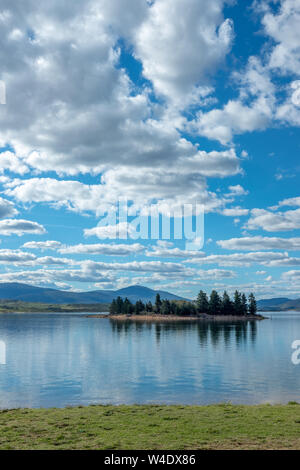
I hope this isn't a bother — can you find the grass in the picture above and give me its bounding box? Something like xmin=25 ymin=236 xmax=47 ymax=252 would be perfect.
xmin=0 ymin=403 xmax=300 ymax=450
xmin=0 ymin=300 xmax=109 ymax=313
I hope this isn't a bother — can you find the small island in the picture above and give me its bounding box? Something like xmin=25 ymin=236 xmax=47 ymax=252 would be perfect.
xmin=90 ymin=290 xmax=265 ymax=321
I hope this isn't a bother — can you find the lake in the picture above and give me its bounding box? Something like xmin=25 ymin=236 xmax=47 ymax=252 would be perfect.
xmin=0 ymin=312 xmax=299 ymax=408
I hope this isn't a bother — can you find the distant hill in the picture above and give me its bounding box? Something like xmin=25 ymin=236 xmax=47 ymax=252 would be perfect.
xmin=257 ymin=297 xmax=300 ymax=311
xmin=0 ymin=283 xmax=187 ymax=305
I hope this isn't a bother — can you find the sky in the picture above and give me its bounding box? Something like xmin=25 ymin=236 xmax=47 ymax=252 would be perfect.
xmin=0 ymin=0 xmax=300 ymax=299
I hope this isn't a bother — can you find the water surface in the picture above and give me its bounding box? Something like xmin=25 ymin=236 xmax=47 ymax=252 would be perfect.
xmin=0 ymin=312 xmax=299 ymax=408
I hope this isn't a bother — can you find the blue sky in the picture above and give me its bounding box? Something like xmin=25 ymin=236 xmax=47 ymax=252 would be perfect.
xmin=0 ymin=0 xmax=300 ymax=299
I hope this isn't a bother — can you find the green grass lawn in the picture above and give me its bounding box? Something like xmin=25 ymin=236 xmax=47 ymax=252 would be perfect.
xmin=0 ymin=403 xmax=300 ymax=450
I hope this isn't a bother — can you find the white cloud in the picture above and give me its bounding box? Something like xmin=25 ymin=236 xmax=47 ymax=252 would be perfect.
xmin=0 ymin=218 xmax=46 ymax=235
xmin=84 ymin=222 xmax=137 ymax=239
xmin=245 ymin=208 xmax=300 ymax=232
xmin=0 ymin=151 xmax=29 ymax=175
xmin=262 ymin=0 xmax=300 ymax=76
xmin=222 ymin=207 xmax=249 ymax=217
xmin=278 ymin=196 xmax=300 ymax=208
xmin=80 ymin=259 xmax=188 ymax=274
xmin=59 ymin=242 xmax=144 ymax=256
xmin=134 ymin=0 xmax=233 ymax=104
xmin=218 ymin=236 xmax=300 ymax=251
xmin=22 ymin=240 xmax=63 ymax=251
xmin=0 ymin=249 xmax=36 ymax=263
xmin=281 ymin=270 xmax=300 ymax=281
xmin=185 ymin=251 xmax=292 ymax=267
xmin=188 ymin=57 xmax=275 ymax=143
xmin=227 ymin=184 xmax=249 ymax=196
xmin=0 ymin=197 xmax=17 ymax=218
xmin=145 ymin=241 xmax=205 ymax=258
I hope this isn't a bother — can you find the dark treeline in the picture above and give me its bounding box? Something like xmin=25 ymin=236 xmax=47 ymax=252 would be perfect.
xmin=109 ymin=290 xmax=257 ymax=317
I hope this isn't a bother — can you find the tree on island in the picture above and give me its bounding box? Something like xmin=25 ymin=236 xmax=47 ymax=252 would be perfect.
xmin=145 ymin=301 xmax=153 ymax=312
xmin=241 ymin=293 xmax=248 ymax=316
xmin=209 ymin=290 xmax=222 ymax=315
xmin=161 ymin=299 xmax=171 ymax=315
xmin=233 ymin=290 xmax=242 ymax=316
xmin=154 ymin=293 xmax=162 ymax=313
xmin=248 ymin=293 xmax=257 ymax=315
xmin=123 ymin=297 xmax=134 ymax=315
xmin=109 ymin=299 xmax=118 ymax=315
xmin=108 ymin=290 xmax=258 ymax=318
xmin=135 ymin=300 xmax=145 ymax=315
xmin=221 ymin=291 xmax=232 ymax=316
xmin=197 ymin=290 xmax=209 ymax=313
xmin=116 ymin=296 xmax=124 ymax=314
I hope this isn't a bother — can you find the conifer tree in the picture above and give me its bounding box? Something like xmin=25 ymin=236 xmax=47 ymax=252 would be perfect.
xmin=161 ymin=299 xmax=171 ymax=315
xmin=109 ymin=299 xmax=117 ymax=314
xmin=233 ymin=290 xmax=242 ymax=316
xmin=116 ymin=296 xmax=124 ymax=314
xmin=221 ymin=291 xmax=232 ymax=315
xmin=135 ymin=300 xmax=145 ymax=315
xmin=241 ymin=293 xmax=248 ymax=316
xmin=123 ymin=297 xmax=133 ymax=315
xmin=155 ymin=293 xmax=162 ymax=313
xmin=197 ymin=290 xmax=209 ymax=313
xmin=209 ymin=290 xmax=221 ymax=315
xmin=248 ymin=293 xmax=257 ymax=316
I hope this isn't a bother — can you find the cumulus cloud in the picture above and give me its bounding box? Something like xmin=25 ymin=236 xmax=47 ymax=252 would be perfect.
xmin=218 ymin=236 xmax=300 ymax=251
xmin=185 ymin=251 xmax=292 ymax=267
xmin=281 ymin=270 xmax=300 ymax=281
xmin=0 ymin=218 xmax=46 ymax=235
xmin=188 ymin=57 xmax=275 ymax=143
xmin=0 ymin=197 xmax=17 ymax=218
xmin=0 ymin=151 xmax=29 ymax=175
xmin=59 ymin=242 xmax=144 ymax=256
xmin=222 ymin=207 xmax=249 ymax=217
xmin=145 ymin=241 xmax=205 ymax=259
xmin=0 ymin=268 xmax=115 ymax=286
xmin=3 ymin=151 xmax=241 ymax=215
xmin=245 ymin=208 xmax=300 ymax=232
xmin=134 ymin=0 xmax=233 ymax=104
xmin=80 ymin=259 xmax=188 ymax=274
xmin=84 ymin=222 xmax=138 ymax=239
xmin=22 ymin=240 xmax=63 ymax=251
xmin=262 ymin=0 xmax=300 ymax=76
xmin=0 ymin=249 xmax=36 ymax=263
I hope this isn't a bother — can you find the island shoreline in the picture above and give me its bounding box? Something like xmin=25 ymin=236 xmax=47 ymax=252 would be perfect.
xmin=87 ymin=313 xmax=266 ymax=321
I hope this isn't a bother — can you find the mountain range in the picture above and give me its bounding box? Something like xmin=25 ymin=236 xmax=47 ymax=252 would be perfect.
xmin=0 ymin=282 xmax=187 ymax=304
xmin=257 ymin=297 xmax=300 ymax=311
xmin=0 ymin=282 xmax=299 ymax=310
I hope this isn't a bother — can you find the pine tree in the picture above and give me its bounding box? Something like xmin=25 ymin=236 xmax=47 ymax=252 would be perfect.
xmin=241 ymin=293 xmax=248 ymax=316
xmin=248 ymin=293 xmax=257 ymax=316
xmin=155 ymin=293 xmax=162 ymax=313
xmin=196 ymin=290 xmax=209 ymax=313
xmin=123 ymin=297 xmax=133 ymax=315
xmin=109 ymin=299 xmax=118 ymax=314
xmin=145 ymin=301 xmax=153 ymax=312
xmin=161 ymin=299 xmax=171 ymax=315
xmin=170 ymin=301 xmax=177 ymax=315
xmin=209 ymin=290 xmax=221 ymax=315
xmin=116 ymin=296 xmax=124 ymax=314
xmin=233 ymin=290 xmax=242 ymax=316
xmin=135 ymin=300 xmax=145 ymax=315
xmin=221 ymin=291 xmax=232 ymax=315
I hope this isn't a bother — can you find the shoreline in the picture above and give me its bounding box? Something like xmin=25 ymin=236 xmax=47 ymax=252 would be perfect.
xmin=87 ymin=313 xmax=266 ymax=321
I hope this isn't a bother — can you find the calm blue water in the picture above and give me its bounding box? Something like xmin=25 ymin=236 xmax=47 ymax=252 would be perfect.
xmin=0 ymin=312 xmax=300 ymax=408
